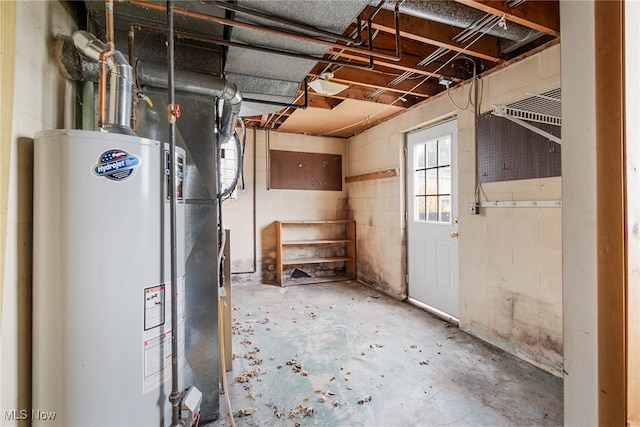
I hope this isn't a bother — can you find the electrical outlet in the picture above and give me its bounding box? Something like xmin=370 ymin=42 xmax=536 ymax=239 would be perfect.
xmin=469 ymin=202 xmax=480 ymax=215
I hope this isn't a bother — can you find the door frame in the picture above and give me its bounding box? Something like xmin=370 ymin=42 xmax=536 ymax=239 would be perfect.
xmin=405 ymin=117 xmax=459 ymax=324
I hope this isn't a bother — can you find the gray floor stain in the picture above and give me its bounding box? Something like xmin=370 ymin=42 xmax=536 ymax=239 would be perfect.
xmin=205 ymin=280 xmax=562 ymax=427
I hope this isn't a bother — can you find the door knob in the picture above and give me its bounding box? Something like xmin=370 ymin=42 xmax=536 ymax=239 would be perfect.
xmin=450 ymin=231 xmax=459 ymax=238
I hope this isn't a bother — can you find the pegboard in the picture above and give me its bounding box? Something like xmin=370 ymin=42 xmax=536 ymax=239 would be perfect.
xmin=269 ymin=150 xmax=343 ymax=191
xmin=478 ymin=112 xmax=561 ymax=183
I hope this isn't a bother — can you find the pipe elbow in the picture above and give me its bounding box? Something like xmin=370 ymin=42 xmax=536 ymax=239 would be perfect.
xmin=107 ymin=51 xmax=134 ymax=82
xmin=220 ymin=81 xmax=243 ymax=138
xmin=72 ymin=31 xmax=106 ymax=62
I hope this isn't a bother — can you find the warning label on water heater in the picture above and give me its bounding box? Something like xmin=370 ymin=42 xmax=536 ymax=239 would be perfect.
xmin=142 ymin=277 xmax=185 ymax=394
xmin=92 ymin=149 xmax=141 ymax=181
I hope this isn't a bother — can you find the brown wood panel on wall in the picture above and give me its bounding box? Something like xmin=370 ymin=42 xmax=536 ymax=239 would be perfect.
xmin=595 ymin=0 xmax=626 ymax=424
xmin=269 ymin=150 xmax=342 ymax=191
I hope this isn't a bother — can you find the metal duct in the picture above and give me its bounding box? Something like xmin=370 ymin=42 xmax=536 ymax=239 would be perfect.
xmin=136 ymin=62 xmax=242 ymax=139
xmin=224 ymin=0 xmax=370 ymax=116
xmin=72 ymin=31 xmax=134 ymax=133
xmin=59 ymin=36 xmax=241 ymax=140
xmin=379 ymin=0 xmax=542 ymax=51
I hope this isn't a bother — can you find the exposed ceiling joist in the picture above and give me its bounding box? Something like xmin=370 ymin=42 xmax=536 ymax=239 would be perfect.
xmin=309 ymin=86 xmax=412 ymax=107
xmin=308 ymin=69 xmax=432 ymax=99
xmin=325 ymin=49 xmax=463 ymax=82
xmin=81 ymin=0 xmax=559 ymax=138
xmin=368 ymin=7 xmax=503 ymax=63
xmin=453 ymin=0 xmax=560 ymax=37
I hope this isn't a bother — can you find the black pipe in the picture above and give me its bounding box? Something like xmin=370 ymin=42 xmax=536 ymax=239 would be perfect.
xmin=132 ymin=24 xmax=375 ymax=71
xmin=208 ymin=0 xmax=362 ymax=45
xmin=166 ymin=2 xmax=181 ymax=426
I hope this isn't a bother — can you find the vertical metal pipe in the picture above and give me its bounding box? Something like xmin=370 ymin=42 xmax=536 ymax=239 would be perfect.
xmin=166 ymin=1 xmax=181 ymax=426
xmin=128 ymin=25 xmax=137 ymax=132
xmin=105 ymin=0 xmax=115 ymax=49
xmin=98 ymin=0 xmax=116 ymax=128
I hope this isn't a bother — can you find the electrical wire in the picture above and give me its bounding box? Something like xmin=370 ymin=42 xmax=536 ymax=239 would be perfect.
xmin=446 ymin=55 xmax=479 ymax=111
xmin=324 ymin=17 xmax=502 ymax=137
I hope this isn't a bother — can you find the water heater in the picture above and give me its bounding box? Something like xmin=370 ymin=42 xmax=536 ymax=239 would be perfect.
xmin=32 ymin=129 xmax=185 ymax=426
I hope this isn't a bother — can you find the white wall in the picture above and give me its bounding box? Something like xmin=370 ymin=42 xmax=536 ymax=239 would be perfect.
xmin=223 ymin=130 xmax=349 ymax=283
xmin=627 ymin=1 xmax=640 ymax=422
xmin=1 ymin=1 xmax=75 ymax=423
xmin=347 ymin=44 xmax=563 ymax=374
xmin=560 ymin=1 xmax=598 ymax=424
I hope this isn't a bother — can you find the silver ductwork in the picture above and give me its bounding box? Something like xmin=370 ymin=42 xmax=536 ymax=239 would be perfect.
xmin=134 ymin=62 xmax=242 ymax=140
xmin=72 ymin=31 xmax=133 ymax=132
xmin=60 ymin=35 xmax=242 ymax=140
xmin=379 ymin=0 xmax=542 ymax=52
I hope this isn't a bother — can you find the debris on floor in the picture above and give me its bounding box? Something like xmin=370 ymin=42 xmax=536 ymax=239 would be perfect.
xmin=357 ymin=395 xmax=372 ymax=404
xmin=209 ymin=281 xmax=563 ymax=427
xmin=236 ymin=407 xmax=254 ymax=417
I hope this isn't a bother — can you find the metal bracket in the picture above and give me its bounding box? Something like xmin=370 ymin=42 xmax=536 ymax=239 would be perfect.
xmin=492 ymin=104 xmax=561 ymax=145
xmin=492 ymin=87 xmax=562 ymax=145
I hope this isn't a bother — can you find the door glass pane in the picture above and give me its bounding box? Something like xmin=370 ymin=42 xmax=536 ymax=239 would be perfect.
xmin=438 ymin=166 xmax=451 ymax=195
xmin=416 ymin=196 xmax=426 ymax=221
xmin=426 ymin=169 xmax=438 ymax=195
xmin=439 ymin=196 xmax=451 ymax=223
xmin=415 ymin=144 xmax=425 ymax=169
xmin=416 ymin=170 xmax=425 ymax=195
xmin=438 ymin=136 xmax=451 ymax=166
xmin=427 ymin=196 xmax=438 ymax=221
xmin=426 ymin=139 xmax=438 ymax=168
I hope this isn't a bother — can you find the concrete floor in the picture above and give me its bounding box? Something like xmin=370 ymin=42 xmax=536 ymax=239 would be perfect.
xmin=206 ymin=280 xmax=562 ymax=427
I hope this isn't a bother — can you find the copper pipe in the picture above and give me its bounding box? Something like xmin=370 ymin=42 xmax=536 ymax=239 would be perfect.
xmin=128 ymin=0 xmax=402 ymax=62
xmin=128 ymin=25 xmax=137 ymax=132
xmin=105 ymin=0 xmax=115 ymax=50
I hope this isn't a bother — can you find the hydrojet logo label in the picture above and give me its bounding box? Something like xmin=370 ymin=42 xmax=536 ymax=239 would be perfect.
xmin=93 ymin=149 xmax=141 ymax=181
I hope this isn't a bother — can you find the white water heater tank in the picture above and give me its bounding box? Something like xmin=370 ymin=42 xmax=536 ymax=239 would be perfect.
xmin=33 ymin=129 xmax=186 ymax=426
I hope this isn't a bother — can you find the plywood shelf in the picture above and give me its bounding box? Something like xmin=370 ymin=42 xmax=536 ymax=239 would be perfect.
xmin=278 ymin=220 xmax=353 ymax=224
xmin=282 ymin=256 xmax=353 ymax=265
xmin=282 ymin=239 xmax=352 ymax=245
xmin=275 ymin=220 xmax=356 ymax=286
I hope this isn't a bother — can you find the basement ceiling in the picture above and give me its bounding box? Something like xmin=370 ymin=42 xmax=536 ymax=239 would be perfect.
xmin=75 ymin=0 xmax=560 ymax=138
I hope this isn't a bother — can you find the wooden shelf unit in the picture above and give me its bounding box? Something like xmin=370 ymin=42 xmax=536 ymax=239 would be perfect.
xmin=275 ymin=220 xmax=356 ymax=286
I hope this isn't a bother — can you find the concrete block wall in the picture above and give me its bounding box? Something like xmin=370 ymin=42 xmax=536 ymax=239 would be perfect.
xmin=1 ymin=1 xmax=76 ymax=423
xmin=346 ymin=43 xmax=563 ymax=374
xmin=223 ymin=129 xmax=349 ymax=283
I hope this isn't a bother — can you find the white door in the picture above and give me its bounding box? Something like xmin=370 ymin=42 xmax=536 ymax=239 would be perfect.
xmin=407 ymin=120 xmax=459 ymax=319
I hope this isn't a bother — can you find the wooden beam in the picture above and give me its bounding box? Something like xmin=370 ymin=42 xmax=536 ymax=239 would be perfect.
xmin=342 ymin=26 xmax=471 ymax=81
xmin=304 ymin=94 xmax=343 ymax=110
xmin=345 ymin=168 xmax=399 ymax=183
xmin=306 ymin=86 xmax=413 ymax=107
xmin=594 ymin=0 xmax=626 ymax=424
xmin=326 ymin=49 xmax=460 ymax=84
xmin=308 ymin=69 xmax=433 ymax=98
xmin=454 ymin=0 xmax=560 ymax=37
xmin=369 ymin=7 xmax=503 ymax=63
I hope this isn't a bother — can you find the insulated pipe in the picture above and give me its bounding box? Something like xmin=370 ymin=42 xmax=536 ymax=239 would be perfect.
xmin=72 ymin=31 xmax=133 ymax=131
xmin=166 ymin=2 xmax=181 ymax=427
